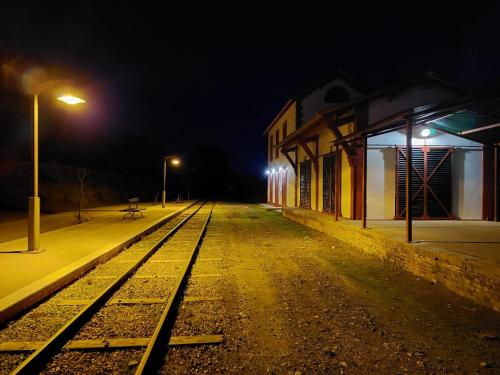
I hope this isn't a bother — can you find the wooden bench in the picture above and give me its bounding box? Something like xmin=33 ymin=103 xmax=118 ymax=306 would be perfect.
xmin=119 ymin=198 xmax=146 ymax=220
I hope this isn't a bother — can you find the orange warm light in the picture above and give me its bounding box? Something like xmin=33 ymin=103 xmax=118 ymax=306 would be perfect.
xmin=171 ymin=159 xmax=181 ymax=166
xmin=57 ymin=95 xmax=86 ymax=105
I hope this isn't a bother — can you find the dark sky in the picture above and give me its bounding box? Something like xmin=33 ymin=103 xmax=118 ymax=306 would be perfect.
xmin=1 ymin=2 xmax=500 ymax=177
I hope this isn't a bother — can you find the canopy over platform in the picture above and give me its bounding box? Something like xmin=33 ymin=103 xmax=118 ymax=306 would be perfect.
xmin=423 ymin=97 xmax=500 ymax=145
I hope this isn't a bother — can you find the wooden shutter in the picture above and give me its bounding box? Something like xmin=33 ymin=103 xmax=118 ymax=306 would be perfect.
xmin=300 ymin=160 xmax=311 ymax=209
xmin=396 ymin=147 xmax=453 ymax=219
xmin=322 ymin=153 xmax=336 ymax=213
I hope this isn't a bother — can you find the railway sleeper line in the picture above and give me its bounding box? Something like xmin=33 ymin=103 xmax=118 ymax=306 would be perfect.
xmin=0 ymin=201 xmax=224 ymax=375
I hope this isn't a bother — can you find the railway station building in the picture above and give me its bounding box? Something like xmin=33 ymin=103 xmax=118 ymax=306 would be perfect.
xmin=264 ymin=71 xmax=500 ymax=231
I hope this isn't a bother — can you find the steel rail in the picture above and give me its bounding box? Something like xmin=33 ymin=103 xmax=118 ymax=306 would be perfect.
xmin=11 ymin=201 xmax=207 ymax=375
xmin=135 ymin=203 xmax=214 ymax=375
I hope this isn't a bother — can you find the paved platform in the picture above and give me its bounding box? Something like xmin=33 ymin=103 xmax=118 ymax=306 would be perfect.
xmin=259 ymin=203 xmax=282 ymax=211
xmin=283 ymin=207 xmax=500 ymax=312
xmin=0 ymin=201 xmax=193 ymax=323
xmin=343 ymin=219 xmax=500 ymax=265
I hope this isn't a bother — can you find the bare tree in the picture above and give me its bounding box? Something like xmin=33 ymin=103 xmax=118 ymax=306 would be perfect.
xmin=77 ymin=167 xmax=90 ymax=223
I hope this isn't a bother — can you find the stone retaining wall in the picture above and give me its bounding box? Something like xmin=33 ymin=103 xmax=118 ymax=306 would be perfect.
xmin=283 ymin=208 xmax=500 ymax=312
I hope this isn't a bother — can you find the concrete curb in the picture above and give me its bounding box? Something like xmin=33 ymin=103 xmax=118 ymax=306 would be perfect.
xmin=282 ymin=207 xmax=500 ymax=312
xmin=0 ymin=202 xmax=197 ymax=325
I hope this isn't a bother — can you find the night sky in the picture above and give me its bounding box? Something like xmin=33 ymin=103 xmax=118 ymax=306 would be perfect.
xmin=1 ymin=2 xmax=500 ymax=199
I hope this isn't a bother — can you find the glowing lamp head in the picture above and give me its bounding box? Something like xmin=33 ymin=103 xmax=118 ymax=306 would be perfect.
xmin=420 ymin=128 xmax=431 ymax=138
xmin=171 ymin=158 xmax=181 ymax=166
xmin=57 ymin=95 xmax=86 ymax=105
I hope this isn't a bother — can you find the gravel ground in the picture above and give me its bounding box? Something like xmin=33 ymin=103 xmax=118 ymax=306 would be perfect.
xmin=0 ymin=305 xmax=82 ymax=341
xmin=0 ymin=353 xmax=29 ymax=374
xmin=135 ymin=261 xmax=185 ymax=276
xmin=160 ymin=203 xmax=500 ymax=374
xmin=112 ymin=277 xmax=176 ymax=299
xmin=53 ymin=277 xmax=115 ymax=300
xmin=85 ymin=260 xmax=135 ymax=278
xmin=0 ymin=203 xmax=207 ymax=375
xmin=191 ymin=261 xmax=223 ymax=275
xmin=42 ymin=349 xmax=145 ymax=374
xmin=74 ymin=304 xmax=164 ymax=339
xmin=7 ymin=203 xmax=496 ymax=374
xmin=172 ymin=301 xmax=226 ymax=336
xmin=184 ymin=278 xmax=222 ymax=298
xmin=150 ymin=251 xmax=192 ymax=261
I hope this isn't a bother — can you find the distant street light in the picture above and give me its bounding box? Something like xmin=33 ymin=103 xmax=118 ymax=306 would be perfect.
xmin=57 ymin=95 xmax=86 ymax=105
xmin=28 ymin=81 xmax=85 ymax=252
xmin=162 ymin=155 xmax=181 ymax=208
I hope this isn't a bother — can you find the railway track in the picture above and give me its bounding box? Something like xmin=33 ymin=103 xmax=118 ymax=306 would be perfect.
xmin=0 ymin=201 xmax=223 ymax=374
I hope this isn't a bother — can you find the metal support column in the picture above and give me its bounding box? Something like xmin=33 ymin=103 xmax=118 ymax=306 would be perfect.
xmin=162 ymin=158 xmax=167 ymax=208
xmin=362 ymin=135 xmax=367 ymax=228
xmin=28 ymin=94 xmax=40 ymax=252
xmin=335 ymin=145 xmax=340 ymax=221
xmin=405 ymin=118 xmax=413 ymax=242
xmin=495 ymin=145 xmax=498 ymax=222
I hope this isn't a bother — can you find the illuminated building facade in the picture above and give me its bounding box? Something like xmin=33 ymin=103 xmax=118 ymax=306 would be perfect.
xmin=264 ymin=71 xmax=499 ymax=223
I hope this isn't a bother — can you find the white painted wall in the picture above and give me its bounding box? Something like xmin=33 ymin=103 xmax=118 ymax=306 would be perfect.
xmin=452 ymin=149 xmax=483 ymax=219
xmin=286 ymin=167 xmax=296 ymax=208
xmin=367 ymin=148 xmax=396 ymax=219
xmin=368 ymin=84 xmax=459 ymax=125
xmin=366 ymin=130 xmax=483 ymax=219
xmin=301 ymin=79 xmax=362 ymax=126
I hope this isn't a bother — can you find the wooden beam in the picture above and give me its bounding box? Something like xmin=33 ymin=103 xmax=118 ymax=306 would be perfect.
xmin=169 ymin=335 xmax=224 ymax=346
xmin=326 ymin=117 xmax=355 ymax=161
xmin=299 ymin=135 xmax=319 ymax=145
xmin=134 ymin=274 xmax=222 ymax=279
xmin=58 ymin=299 xmax=92 ymax=306
xmin=298 ymin=140 xmax=318 ymax=171
xmin=58 ymin=296 xmax=223 ymax=306
xmin=281 ymin=148 xmax=297 ymax=174
xmin=197 ymin=258 xmax=223 ymax=261
xmin=108 ymin=298 xmax=166 ymax=305
xmin=91 ymin=276 xmax=118 ymax=280
xmin=183 ymin=296 xmax=223 ymax=302
xmin=0 ymin=336 xmax=225 ymax=352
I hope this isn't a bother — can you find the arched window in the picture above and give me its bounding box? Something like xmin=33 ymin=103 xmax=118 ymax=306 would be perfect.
xmin=325 ymin=86 xmax=350 ymax=103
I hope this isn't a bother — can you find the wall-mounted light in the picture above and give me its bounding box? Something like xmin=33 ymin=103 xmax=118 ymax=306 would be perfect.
xmin=265 ymin=169 xmax=270 ymax=175
xmin=421 ymin=128 xmax=431 ymax=138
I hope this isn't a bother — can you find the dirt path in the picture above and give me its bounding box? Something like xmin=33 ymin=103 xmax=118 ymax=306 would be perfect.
xmin=164 ymin=203 xmax=500 ymax=374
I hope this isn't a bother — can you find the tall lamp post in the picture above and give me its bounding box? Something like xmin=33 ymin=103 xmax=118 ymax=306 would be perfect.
xmin=162 ymin=155 xmax=181 ymax=208
xmin=28 ymin=82 xmax=85 ymax=252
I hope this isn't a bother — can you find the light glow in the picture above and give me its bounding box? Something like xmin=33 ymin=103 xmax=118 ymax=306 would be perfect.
xmin=265 ymin=169 xmax=270 ymax=175
xmin=57 ymin=95 xmax=86 ymax=105
xmin=420 ymin=128 xmax=431 ymax=137
xmin=171 ymin=158 xmax=181 ymax=166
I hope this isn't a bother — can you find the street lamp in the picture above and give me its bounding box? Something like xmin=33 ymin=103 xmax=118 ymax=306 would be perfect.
xmin=28 ymin=83 xmax=85 ymax=252
xmin=162 ymin=155 xmax=181 ymax=208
